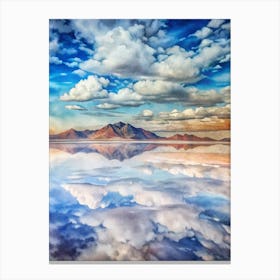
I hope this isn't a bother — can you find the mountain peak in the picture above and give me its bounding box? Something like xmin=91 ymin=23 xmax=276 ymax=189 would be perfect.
xmin=68 ymin=128 xmax=77 ymax=132
xmin=113 ymin=121 xmax=126 ymax=128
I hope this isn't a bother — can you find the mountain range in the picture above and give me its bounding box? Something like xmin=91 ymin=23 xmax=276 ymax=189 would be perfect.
xmin=50 ymin=121 xmax=228 ymax=142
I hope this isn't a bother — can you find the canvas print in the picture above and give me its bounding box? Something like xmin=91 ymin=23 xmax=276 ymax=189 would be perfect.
xmin=49 ymin=19 xmax=230 ymax=261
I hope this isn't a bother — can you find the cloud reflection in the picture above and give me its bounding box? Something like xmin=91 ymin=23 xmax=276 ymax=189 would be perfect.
xmin=50 ymin=143 xmax=230 ymax=261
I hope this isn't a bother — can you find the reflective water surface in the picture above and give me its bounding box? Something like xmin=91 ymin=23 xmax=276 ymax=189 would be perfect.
xmin=49 ymin=142 xmax=230 ymax=261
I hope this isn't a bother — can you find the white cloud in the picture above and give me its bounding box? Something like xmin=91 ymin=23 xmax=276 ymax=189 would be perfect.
xmin=50 ymin=19 xmax=73 ymax=33
xmin=134 ymin=81 xmax=230 ymax=106
xmin=78 ymin=44 xmax=94 ymax=55
xmin=97 ymin=103 xmax=120 ymax=109
xmin=151 ymin=162 xmax=230 ymax=181
xmin=192 ymin=27 xmax=212 ymax=39
xmin=212 ymin=64 xmax=222 ymax=71
xmin=62 ymin=179 xmax=181 ymax=210
xmin=72 ymin=19 xmax=102 ymax=44
xmin=65 ymin=105 xmax=87 ymax=111
xmin=158 ymin=104 xmax=230 ymax=121
xmin=71 ymin=57 xmax=82 ymax=63
xmin=151 ymin=47 xmax=201 ymax=83
xmin=219 ymin=53 xmax=230 ymax=63
xmin=153 ymin=204 xmax=227 ymax=245
xmin=194 ymin=43 xmax=229 ymax=68
xmin=49 ymin=38 xmax=60 ymax=54
xmin=142 ymin=109 xmax=153 ymax=117
xmin=64 ymin=61 xmax=78 ymax=68
xmin=147 ymin=41 xmax=228 ymax=83
xmin=76 ymin=22 xmax=229 ymax=84
xmin=60 ymin=75 xmax=109 ymax=101
xmin=221 ymin=22 xmax=230 ymax=30
xmin=188 ymin=87 xmax=230 ymax=106
xmin=80 ymin=26 xmax=156 ymax=78
xmin=134 ymin=79 xmax=186 ymax=99
xmin=61 ymin=47 xmax=77 ymax=55
xmin=107 ymin=88 xmax=144 ymax=107
xmin=81 ymin=207 xmax=156 ymax=250
xmin=50 ymin=56 xmax=63 ymax=65
xmin=63 ymin=183 xmax=107 ymax=209
xmin=90 ymin=82 xmax=229 ymax=109
xmin=141 ymin=19 xmax=166 ymax=37
xmin=199 ymin=38 xmax=213 ymax=48
xmin=78 ymin=202 xmax=229 ymax=260
xmin=78 ymin=237 xmax=144 ymax=261
xmin=72 ymin=69 xmax=87 ymax=77
xmin=207 ymin=19 xmax=226 ymax=29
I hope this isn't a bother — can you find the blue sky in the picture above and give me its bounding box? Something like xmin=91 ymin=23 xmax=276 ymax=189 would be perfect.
xmin=49 ymin=19 xmax=230 ymax=133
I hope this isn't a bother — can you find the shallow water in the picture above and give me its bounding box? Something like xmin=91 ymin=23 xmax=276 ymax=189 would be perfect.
xmin=49 ymin=142 xmax=230 ymax=261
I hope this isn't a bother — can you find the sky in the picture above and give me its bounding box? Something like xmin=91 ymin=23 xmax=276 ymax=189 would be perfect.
xmin=49 ymin=19 xmax=230 ymax=134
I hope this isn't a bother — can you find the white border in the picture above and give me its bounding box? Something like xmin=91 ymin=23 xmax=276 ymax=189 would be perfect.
xmin=0 ymin=0 xmax=279 ymax=279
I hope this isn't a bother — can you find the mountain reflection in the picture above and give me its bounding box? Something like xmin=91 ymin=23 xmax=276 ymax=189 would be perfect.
xmin=49 ymin=142 xmax=215 ymax=161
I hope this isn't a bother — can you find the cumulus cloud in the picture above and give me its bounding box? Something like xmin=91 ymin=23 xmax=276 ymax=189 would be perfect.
xmin=150 ymin=47 xmax=201 ymax=82
xmin=49 ymin=37 xmax=60 ymax=55
xmin=89 ymin=83 xmax=229 ymax=110
xmin=159 ymin=104 xmax=230 ymax=121
xmin=60 ymin=47 xmax=77 ymax=55
xmin=64 ymin=61 xmax=79 ymax=68
xmin=199 ymin=38 xmax=213 ymax=48
xmin=134 ymin=82 xmax=230 ymax=106
xmin=221 ymin=22 xmax=230 ymax=30
xmin=151 ymin=162 xmax=230 ymax=182
xmin=78 ymin=202 xmax=230 ymax=260
xmin=191 ymin=27 xmax=212 ymax=39
xmin=207 ymin=19 xmax=226 ymax=29
xmin=60 ymin=75 xmax=109 ymax=101
xmin=62 ymin=179 xmax=183 ymax=210
xmin=77 ymin=22 xmax=229 ymax=83
xmin=80 ymin=25 xmax=156 ymax=78
xmin=149 ymin=42 xmax=229 ymax=83
xmin=142 ymin=109 xmax=153 ymax=117
xmin=82 ymin=207 xmax=156 ymax=249
xmin=65 ymin=105 xmax=87 ymax=111
xmin=75 ymin=21 xmax=229 ymax=82
xmin=193 ymin=43 xmax=229 ymax=69
xmin=134 ymin=79 xmax=186 ymax=100
xmin=106 ymin=88 xmax=144 ymax=107
xmin=220 ymin=54 xmax=230 ymax=63
xmin=96 ymin=103 xmax=120 ymax=109
xmin=50 ymin=20 xmax=230 ymax=88
xmin=50 ymin=56 xmax=63 ymax=65
xmin=72 ymin=19 xmax=166 ymax=45
xmin=50 ymin=19 xmax=73 ymax=34
xmin=63 ymin=183 xmax=107 ymax=209
xmin=72 ymin=69 xmax=87 ymax=77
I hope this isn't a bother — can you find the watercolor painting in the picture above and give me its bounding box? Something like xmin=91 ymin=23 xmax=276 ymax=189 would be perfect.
xmin=49 ymin=19 xmax=230 ymax=261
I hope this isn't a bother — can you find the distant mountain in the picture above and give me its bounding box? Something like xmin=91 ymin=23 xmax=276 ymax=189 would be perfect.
xmin=49 ymin=128 xmax=95 ymax=140
xmin=49 ymin=122 xmax=228 ymax=142
xmin=89 ymin=122 xmax=160 ymax=140
xmin=167 ymin=134 xmax=214 ymax=142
